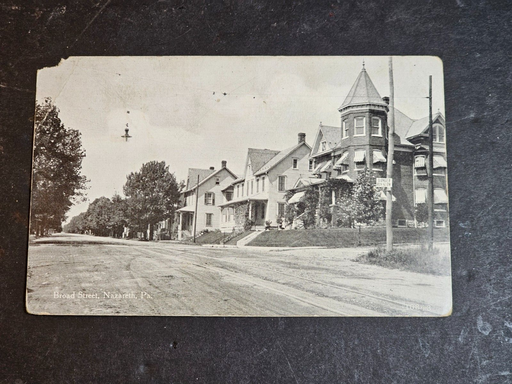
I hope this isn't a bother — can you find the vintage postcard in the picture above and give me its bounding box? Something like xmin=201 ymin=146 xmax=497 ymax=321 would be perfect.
xmin=27 ymin=56 xmax=451 ymax=316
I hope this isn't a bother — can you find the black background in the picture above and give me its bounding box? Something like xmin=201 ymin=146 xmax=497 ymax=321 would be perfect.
xmin=1 ymin=1 xmax=511 ymax=383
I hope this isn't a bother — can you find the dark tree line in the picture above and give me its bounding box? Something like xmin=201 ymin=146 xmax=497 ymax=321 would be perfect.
xmin=31 ymin=98 xmax=88 ymax=236
xmin=64 ymin=161 xmax=183 ymax=240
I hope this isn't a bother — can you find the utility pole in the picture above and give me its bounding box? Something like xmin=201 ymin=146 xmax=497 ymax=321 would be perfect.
xmin=193 ymin=174 xmax=200 ymax=243
xmin=427 ymin=75 xmax=434 ymax=251
xmin=386 ymin=57 xmax=395 ymax=253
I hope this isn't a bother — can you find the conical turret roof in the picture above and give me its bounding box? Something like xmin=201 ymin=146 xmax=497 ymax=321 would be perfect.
xmin=339 ymin=66 xmax=387 ymax=110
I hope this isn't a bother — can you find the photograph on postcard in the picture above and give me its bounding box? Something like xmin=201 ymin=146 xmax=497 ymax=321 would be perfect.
xmin=26 ymin=56 xmax=451 ymax=316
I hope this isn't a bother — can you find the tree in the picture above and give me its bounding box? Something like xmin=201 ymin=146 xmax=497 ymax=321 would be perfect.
xmin=83 ymin=197 xmax=113 ymax=236
xmin=123 ymin=161 xmax=183 ymax=240
xmin=110 ymin=194 xmax=128 ymax=238
xmin=350 ymin=169 xmax=384 ymax=226
xmin=301 ymin=188 xmax=319 ymax=229
xmin=31 ymin=98 xmax=88 ymax=236
xmin=415 ymin=203 xmax=428 ymax=225
xmin=63 ymin=211 xmax=88 ymax=234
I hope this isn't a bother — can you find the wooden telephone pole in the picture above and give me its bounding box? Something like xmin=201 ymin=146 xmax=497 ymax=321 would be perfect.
xmin=193 ymin=174 xmax=200 ymax=243
xmin=427 ymin=75 xmax=434 ymax=251
xmin=386 ymin=57 xmax=395 ymax=253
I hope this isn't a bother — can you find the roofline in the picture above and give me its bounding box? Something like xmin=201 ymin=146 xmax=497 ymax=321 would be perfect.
xmin=182 ymin=167 xmax=237 ymax=193
xmin=254 ymin=142 xmax=312 ymax=176
xmin=405 ymin=112 xmax=445 ymax=140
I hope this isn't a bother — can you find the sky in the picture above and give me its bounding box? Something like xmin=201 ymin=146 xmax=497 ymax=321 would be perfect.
xmin=35 ymin=56 xmax=445 ymax=222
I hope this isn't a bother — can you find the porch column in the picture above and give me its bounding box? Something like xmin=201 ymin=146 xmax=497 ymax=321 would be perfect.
xmin=178 ymin=212 xmax=183 ymax=240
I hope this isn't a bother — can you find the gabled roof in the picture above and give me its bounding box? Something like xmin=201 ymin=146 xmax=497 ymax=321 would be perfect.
xmin=290 ymin=177 xmax=326 ymax=191
xmin=183 ymin=167 xmax=237 ymax=193
xmin=339 ymin=67 xmax=387 ymax=110
xmin=405 ymin=112 xmax=444 ymax=139
xmin=184 ymin=168 xmax=215 ymax=191
xmin=311 ymin=124 xmax=340 ymax=156
xmin=247 ymin=148 xmax=280 ymax=173
xmin=255 ymin=142 xmax=311 ymax=176
xmin=393 ymin=107 xmax=415 ymax=140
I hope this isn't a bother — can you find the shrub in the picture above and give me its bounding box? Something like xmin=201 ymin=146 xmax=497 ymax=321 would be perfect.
xmin=355 ymin=245 xmax=450 ymax=275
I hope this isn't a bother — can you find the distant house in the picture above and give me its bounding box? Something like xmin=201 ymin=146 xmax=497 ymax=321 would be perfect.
xmin=177 ymin=161 xmax=237 ymax=240
xmin=302 ymin=65 xmax=448 ymax=227
xmin=218 ymin=133 xmax=312 ymax=232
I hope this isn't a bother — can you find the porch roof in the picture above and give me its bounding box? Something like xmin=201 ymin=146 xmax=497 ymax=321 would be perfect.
xmin=177 ymin=206 xmax=195 ymax=213
xmin=218 ymin=193 xmax=268 ymax=207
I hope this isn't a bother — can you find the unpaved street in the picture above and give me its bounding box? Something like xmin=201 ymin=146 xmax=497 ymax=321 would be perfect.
xmin=26 ymin=233 xmax=451 ymax=316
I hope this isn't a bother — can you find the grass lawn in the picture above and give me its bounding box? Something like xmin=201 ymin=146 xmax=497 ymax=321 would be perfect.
xmin=355 ymin=245 xmax=451 ymax=275
xmin=183 ymin=230 xmax=226 ymax=245
xmin=224 ymin=230 xmax=254 ymax=245
xmin=247 ymin=227 xmax=450 ymax=248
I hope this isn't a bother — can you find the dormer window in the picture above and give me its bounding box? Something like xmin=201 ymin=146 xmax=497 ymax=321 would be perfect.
xmin=371 ymin=117 xmax=382 ymax=136
xmin=321 ymin=141 xmax=326 ymax=151
xmin=342 ymin=119 xmax=349 ymax=138
xmin=354 ymin=117 xmax=365 ymax=136
xmin=432 ymin=124 xmax=445 ymax=143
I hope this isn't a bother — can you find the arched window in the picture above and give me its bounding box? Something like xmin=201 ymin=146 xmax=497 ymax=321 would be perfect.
xmin=438 ymin=125 xmax=445 ymax=143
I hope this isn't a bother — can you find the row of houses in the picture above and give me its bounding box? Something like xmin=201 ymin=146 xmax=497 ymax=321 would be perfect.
xmin=174 ymin=65 xmax=448 ymax=240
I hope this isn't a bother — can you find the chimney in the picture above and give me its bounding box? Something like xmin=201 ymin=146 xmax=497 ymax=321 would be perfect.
xmin=210 ymin=166 xmax=215 ymax=170
xmin=382 ymin=96 xmax=390 ymax=105
xmin=298 ymin=132 xmax=306 ymax=144
xmin=221 ymin=160 xmax=227 ymax=168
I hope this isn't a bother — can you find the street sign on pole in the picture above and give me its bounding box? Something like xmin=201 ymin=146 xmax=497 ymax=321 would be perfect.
xmin=376 ymin=177 xmax=393 ymax=188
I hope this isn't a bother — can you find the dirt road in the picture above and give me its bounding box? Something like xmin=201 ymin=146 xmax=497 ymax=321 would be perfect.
xmin=26 ymin=233 xmax=452 ymax=316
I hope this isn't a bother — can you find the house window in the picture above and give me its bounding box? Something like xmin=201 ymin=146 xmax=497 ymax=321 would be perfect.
xmin=415 ymin=188 xmax=426 ymax=204
xmin=292 ymin=158 xmax=298 ymax=169
xmin=321 ymin=141 xmax=326 ymax=151
xmin=371 ymin=117 xmax=382 ymax=136
xmin=397 ymin=219 xmax=407 ymax=227
xmin=278 ymin=203 xmax=285 ymax=218
xmin=262 ymin=177 xmax=265 ymax=191
xmin=278 ymin=176 xmax=286 ymax=192
xmin=241 ymin=183 xmax=244 ymax=197
xmin=354 ymin=149 xmax=366 ymax=170
xmin=431 ymin=124 xmax=446 ymax=143
xmin=308 ymin=159 xmax=314 ymax=171
xmin=438 ymin=125 xmax=445 ymax=143
xmin=215 ymin=177 xmax=220 ymax=185
xmin=204 ymin=192 xmax=215 ymax=205
xmin=247 ymin=182 xmax=249 ymax=196
xmin=226 ymin=191 xmax=233 ymax=201
xmin=236 ymin=185 xmax=239 ymax=197
xmin=342 ymin=119 xmax=349 ymax=138
xmin=251 ymin=180 xmax=254 ymax=194
xmin=206 ymin=213 xmax=213 ymax=226
xmin=354 ymin=117 xmax=365 ymax=136
xmin=261 ymin=203 xmax=266 ymax=219
xmin=256 ymin=178 xmax=259 ymax=193
xmin=435 ymin=220 xmax=445 ymax=228
xmin=415 ymin=156 xmax=426 ymax=168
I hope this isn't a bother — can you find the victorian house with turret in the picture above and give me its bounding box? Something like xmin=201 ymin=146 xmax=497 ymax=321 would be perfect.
xmin=295 ymin=65 xmax=448 ymax=227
